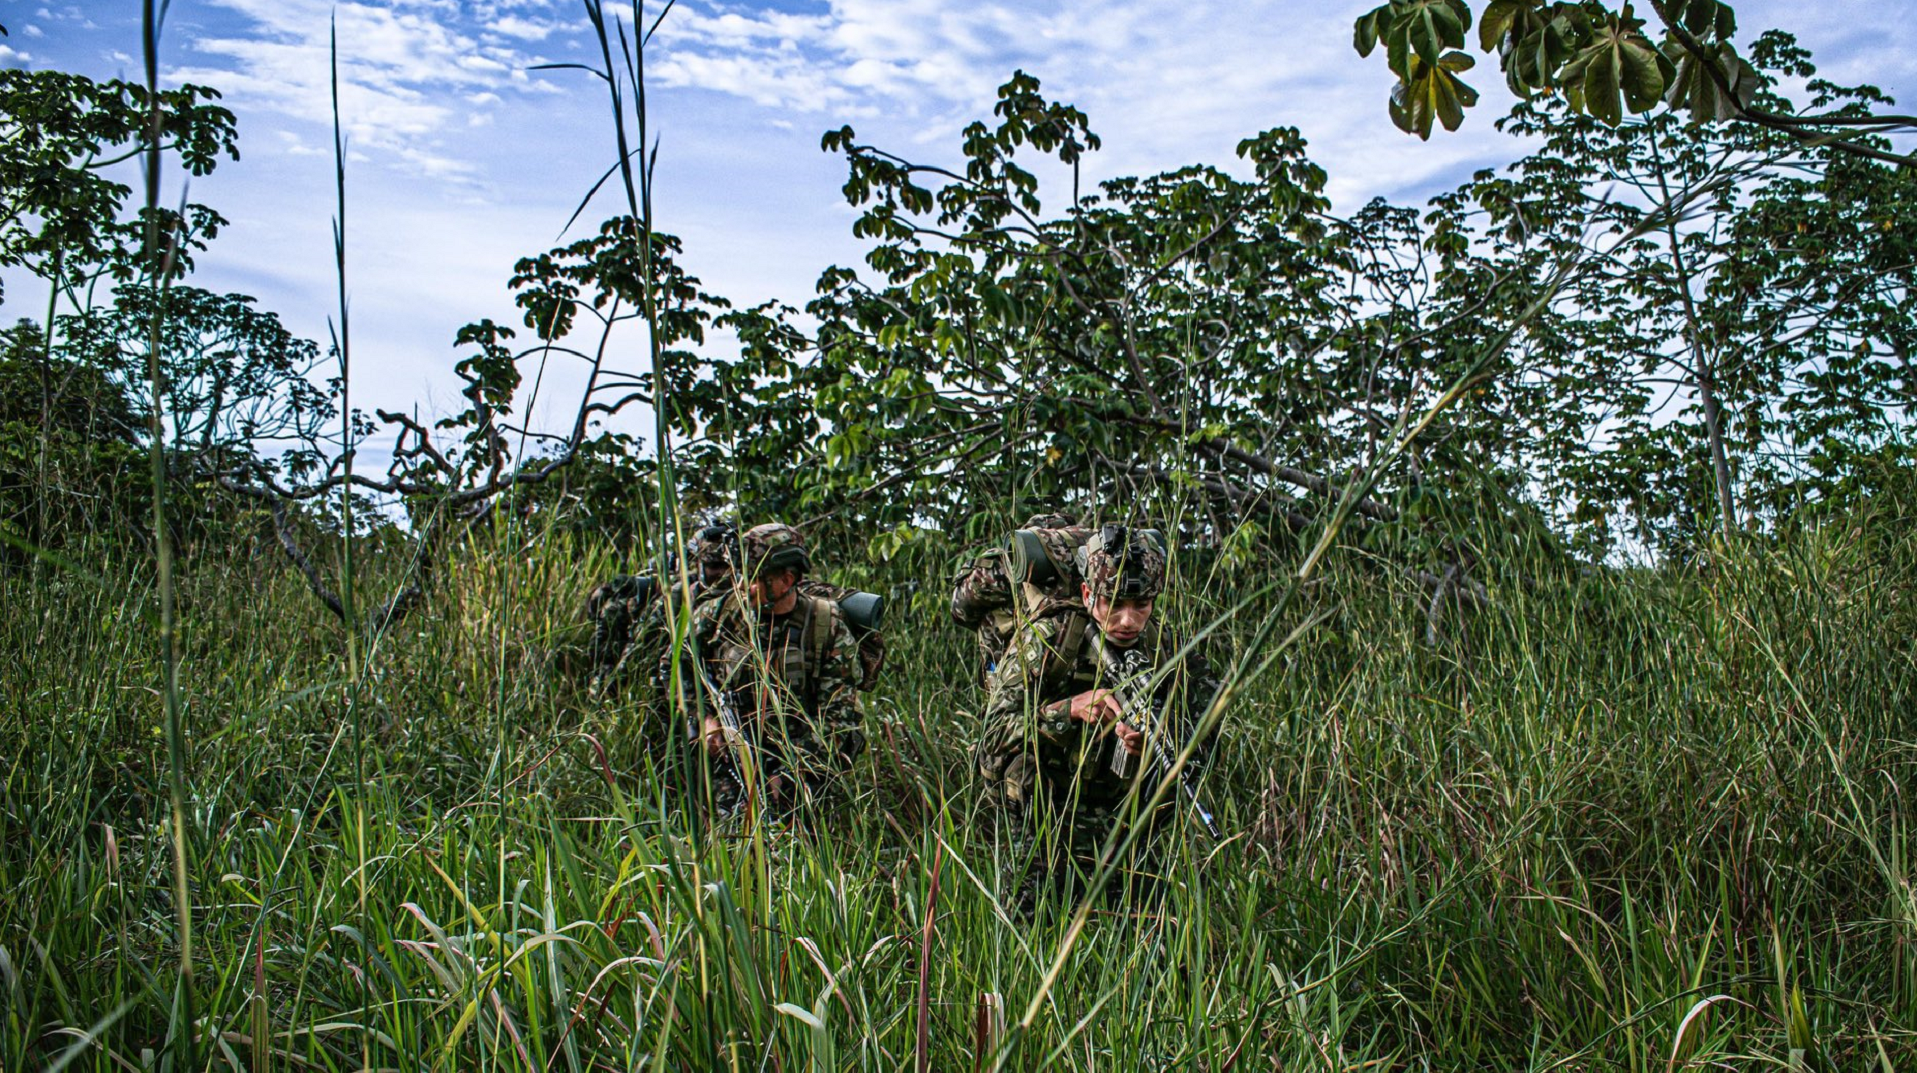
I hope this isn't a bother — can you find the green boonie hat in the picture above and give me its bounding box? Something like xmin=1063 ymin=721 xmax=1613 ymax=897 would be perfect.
xmin=1079 ymin=523 xmax=1166 ymax=601
xmin=740 ymin=522 xmax=810 ymax=576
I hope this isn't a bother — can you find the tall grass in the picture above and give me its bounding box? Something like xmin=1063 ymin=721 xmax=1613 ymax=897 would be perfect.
xmin=4 ymin=501 xmax=1914 ymax=1069
xmin=9 ymin=5 xmax=1913 ymax=1069
xmin=138 ymin=1 xmax=194 ymax=1068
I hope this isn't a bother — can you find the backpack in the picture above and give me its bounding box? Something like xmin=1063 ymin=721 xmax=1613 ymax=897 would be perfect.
xmin=586 ymin=569 xmax=886 ymax=692
xmin=797 ymin=579 xmax=888 ymax=690
xmin=953 ymin=524 xmax=1172 ymax=680
xmin=951 ymin=525 xmax=1094 ymax=680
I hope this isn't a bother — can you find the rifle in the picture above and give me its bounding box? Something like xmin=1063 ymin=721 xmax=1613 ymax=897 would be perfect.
xmin=1092 ymin=631 xmax=1223 ymax=841
xmin=692 ymin=659 xmax=753 ymax=763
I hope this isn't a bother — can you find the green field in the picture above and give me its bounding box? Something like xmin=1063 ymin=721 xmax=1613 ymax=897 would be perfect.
xmin=5 ymin=502 xmax=1914 ymax=1071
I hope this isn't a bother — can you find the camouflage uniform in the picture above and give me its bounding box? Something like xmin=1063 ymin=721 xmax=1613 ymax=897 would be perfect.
xmin=585 ymin=523 xmax=737 ymax=696
xmin=950 ymin=512 xmax=1083 ymax=686
xmin=674 ymin=524 xmax=866 ymax=816
xmin=974 ymin=527 xmax=1219 ymax=911
xmin=950 ymin=549 xmax=1016 ymax=686
xmin=797 ymin=578 xmax=887 ymax=690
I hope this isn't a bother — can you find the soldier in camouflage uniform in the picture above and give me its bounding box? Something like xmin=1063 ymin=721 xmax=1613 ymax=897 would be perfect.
xmin=585 ymin=522 xmax=738 ymax=696
xmin=671 ymin=523 xmax=866 ymax=816
xmin=975 ymin=524 xmax=1221 ymax=913
xmin=950 ymin=511 xmax=1080 ymax=686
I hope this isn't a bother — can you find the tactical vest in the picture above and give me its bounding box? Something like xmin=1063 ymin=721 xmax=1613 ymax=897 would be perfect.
xmin=708 ymin=594 xmax=839 ymax=715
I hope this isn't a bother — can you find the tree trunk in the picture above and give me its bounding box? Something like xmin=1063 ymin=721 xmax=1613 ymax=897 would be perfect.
xmin=1695 ymin=363 xmax=1738 ymax=538
xmin=1651 ymin=136 xmax=1738 ymax=540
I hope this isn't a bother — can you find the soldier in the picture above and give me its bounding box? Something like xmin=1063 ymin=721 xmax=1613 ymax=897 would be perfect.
xmin=584 ymin=521 xmax=737 ymax=696
xmin=671 ymin=522 xmax=867 ymax=817
xmin=950 ymin=511 xmax=1080 ymax=686
xmin=974 ymin=523 xmax=1221 ymax=913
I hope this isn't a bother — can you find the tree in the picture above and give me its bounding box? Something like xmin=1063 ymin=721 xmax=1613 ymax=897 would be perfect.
xmin=55 ymin=285 xmax=334 ymax=462
xmin=676 ymin=72 xmax=1569 ymax=594
xmin=0 ymin=65 xmax=244 ymax=548
xmin=1419 ymin=32 xmax=1917 ymax=551
xmin=0 ymin=67 xmax=237 ymax=306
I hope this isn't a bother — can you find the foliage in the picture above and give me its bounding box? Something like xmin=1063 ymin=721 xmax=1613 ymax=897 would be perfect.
xmin=3 ymin=509 xmax=1915 ymax=1069
xmin=689 ymin=72 xmax=1528 ymax=584
xmin=0 ymin=318 xmax=148 ymax=544
xmin=0 ymin=311 xmax=311 ymax=557
xmin=497 ymin=431 xmax=665 ymax=554
xmin=56 ymin=284 xmax=335 ymax=462
xmin=0 ymin=66 xmax=238 ymax=304
xmin=0 ymin=64 xmax=334 ymax=565
xmin=1350 ymin=0 xmax=1916 ymax=168
xmin=1420 ymin=33 xmax=1917 ymax=551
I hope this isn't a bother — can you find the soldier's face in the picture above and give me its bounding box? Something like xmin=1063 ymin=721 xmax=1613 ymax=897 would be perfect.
xmin=748 ymin=566 xmax=800 ymax=610
xmin=700 ymin=558 xmax=732 ymax=587
xmin=1084 ymin=586 xmax=1154 ymax=647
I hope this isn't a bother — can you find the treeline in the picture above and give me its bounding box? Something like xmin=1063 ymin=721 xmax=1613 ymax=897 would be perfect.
xmin=2 ymin=27 xmax=1911 ymax=601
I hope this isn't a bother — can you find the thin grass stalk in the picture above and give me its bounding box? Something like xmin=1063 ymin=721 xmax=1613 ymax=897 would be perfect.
xmin=34 ymin=247 xmax=62 ymax=549
xmin=325 ymin=23 xmax=376 ymax=1071
xmin=625 ymin=3 xmax=733 ymax=855
xmin=139 ymin=1 xmax=195 ymax=1067
xmin=327 ymin=24 xmax=357 ymax=664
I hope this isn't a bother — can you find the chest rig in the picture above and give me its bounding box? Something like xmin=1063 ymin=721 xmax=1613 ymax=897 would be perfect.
xmin=711 ymin=594 xmax=835 ymax=716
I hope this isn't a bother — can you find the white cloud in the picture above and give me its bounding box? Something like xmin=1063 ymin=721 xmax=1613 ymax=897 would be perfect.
xmin=488 ymin=14 xmax=563 ymax=41
xmin=23 ymin=25 xmax=46 ymax=39
xmin=629 ymin=0 xmax=1524 ymax=216
xmin=0 ymin=44 xmax=30 ymax=67
xmin=167 ymin=0 xmax=579 ymax=182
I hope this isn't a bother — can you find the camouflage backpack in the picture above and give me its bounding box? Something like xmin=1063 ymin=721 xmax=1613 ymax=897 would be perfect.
xmin=796 ymin=578 xmax=888 ymax=690
xmin=952 ymin=521 xmax=1170 ymax=682
xmin=950 ymin=519 xmax=1091 ymax=682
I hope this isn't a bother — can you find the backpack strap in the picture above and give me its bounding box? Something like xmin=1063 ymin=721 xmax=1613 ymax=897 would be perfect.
xmin=803 ymin=594 xmax=834 ymax=709
xmin=1052 ymin=612 xmax=1089 ymax=682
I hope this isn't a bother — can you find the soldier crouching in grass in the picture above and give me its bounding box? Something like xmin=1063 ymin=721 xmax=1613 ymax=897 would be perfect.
xmin=666 ymin=522 xmax=866 ymax=822
xmin=974 ymin=524 xmax=1222 ymax=916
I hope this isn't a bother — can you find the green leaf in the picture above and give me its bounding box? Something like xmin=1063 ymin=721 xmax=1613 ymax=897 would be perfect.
xmin=1388 ymin=0 xmax=1470 ymax=70
xmin=1505 ymin=11 xmax=1580 ymax=96
xmin=1354 ymin=4 xmax=1391 ymax=57
xmin=1663 ymin=39 xmax=1753 ymax=123
xmin=1680 ymin=0 xmax=1714 ymax=36
xmin=1619 ymin=35 xmax=1672 ymax=112
xmin=1564 ymin=18 xmax=1667 ymax=126
xmin=1479 ymin=0 xmax=1535 ymax=51
xmin=1391 ymin=50 xmax=1481 ymax=138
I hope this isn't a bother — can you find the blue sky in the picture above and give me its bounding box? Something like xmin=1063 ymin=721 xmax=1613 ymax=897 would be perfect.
xmin=4 ymin=0 xmax=1913 ymax=448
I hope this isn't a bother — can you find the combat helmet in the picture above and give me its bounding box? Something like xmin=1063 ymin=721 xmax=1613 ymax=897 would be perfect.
xmin=1078 ymin=523 xmax=1167 ymax=602
xmin=740 ymin=522 xmax=811 ymax=577
xmin=1020 ymin=509 xmax=1078 ymax=530
xmin=690 ymin=520 xmax=739 ymax=567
